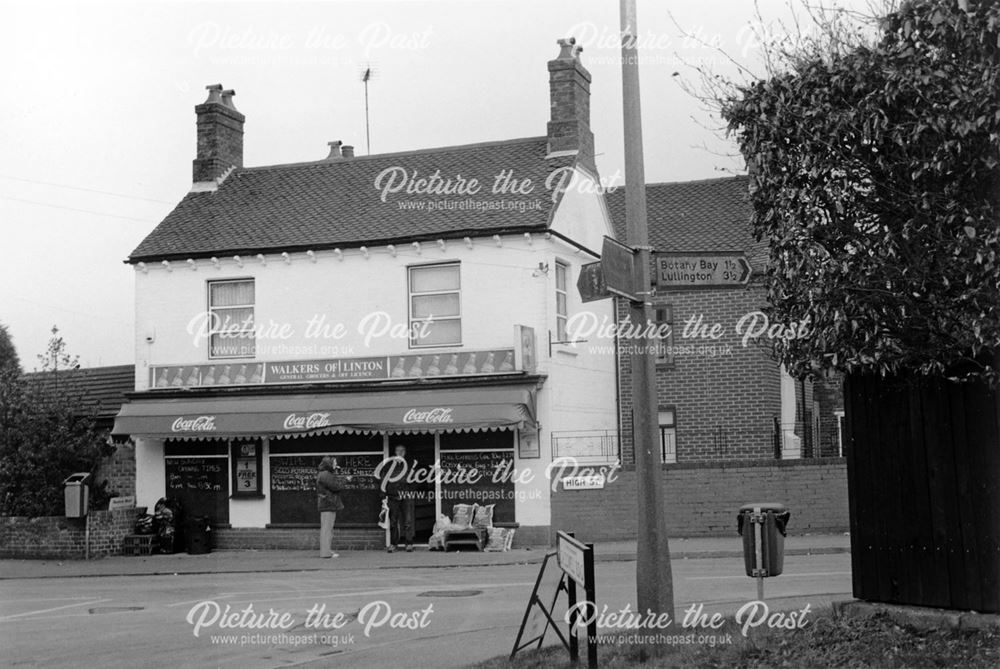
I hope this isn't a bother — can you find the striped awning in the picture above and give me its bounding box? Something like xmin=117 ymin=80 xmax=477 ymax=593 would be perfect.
xmin=112 ymin=385 xmax=536 ymax=439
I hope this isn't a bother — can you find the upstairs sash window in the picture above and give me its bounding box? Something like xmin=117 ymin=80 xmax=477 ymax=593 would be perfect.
xmin=208 ymin=279 xmax=255 ymax=358
xmin=408 ymin=263 xmax=461 ymax=347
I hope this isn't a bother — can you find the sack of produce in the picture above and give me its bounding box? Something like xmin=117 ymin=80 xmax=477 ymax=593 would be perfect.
xmin=452 ymin=504 xmax=475 ymax=528
xmin=472 ymin=503 xmax=495 ymax=529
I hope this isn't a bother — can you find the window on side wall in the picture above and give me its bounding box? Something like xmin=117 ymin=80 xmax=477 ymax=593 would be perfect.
xmin=555 ymin=261 xmax=569 ymax=341
xmin=653 ymin=305 xmax=674 ymax=366
xmin=659 ymin=407 xmax=677 ymax=463
xmin=409 ymin=263 xmax=461 ymax=347
xmin=208 ymin=279 xmax=255 ymax=359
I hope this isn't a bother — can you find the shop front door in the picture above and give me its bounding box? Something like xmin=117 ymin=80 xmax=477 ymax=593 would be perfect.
xmin=386 ymin=433 xmax=436 ymax=542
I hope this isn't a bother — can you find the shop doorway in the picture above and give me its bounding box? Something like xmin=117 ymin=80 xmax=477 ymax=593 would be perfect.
xmin=386 ymin=433 xmax=436 ymax=543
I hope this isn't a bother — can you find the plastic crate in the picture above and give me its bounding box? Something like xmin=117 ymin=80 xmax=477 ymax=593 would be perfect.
xmin=122 ymin=534 xmax=158 ymax=556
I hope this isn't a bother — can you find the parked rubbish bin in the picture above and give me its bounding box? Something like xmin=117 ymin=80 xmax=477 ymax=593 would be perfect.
xmin=185 ymin=516 xmax=212 ymax=555
xmin=63 ymin=473 xmax=90 ymax=518
xmin=737 ymin=503 xmax=790 ymax=577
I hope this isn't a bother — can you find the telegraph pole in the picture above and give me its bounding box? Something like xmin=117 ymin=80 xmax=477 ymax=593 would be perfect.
xmin=619 ymin=0 xmax=675 ymax=618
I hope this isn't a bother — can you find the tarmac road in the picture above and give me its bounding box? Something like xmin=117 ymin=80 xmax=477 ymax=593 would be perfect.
xmin=0 ymin=553 xmax=851 ymax=669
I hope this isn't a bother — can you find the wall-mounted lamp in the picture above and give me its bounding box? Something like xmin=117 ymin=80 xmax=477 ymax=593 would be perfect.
xmin=532 ymin=262 xmax=550 ymax=277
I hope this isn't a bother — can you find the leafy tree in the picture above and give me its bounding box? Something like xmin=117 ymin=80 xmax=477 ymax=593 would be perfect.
xmin=0 ymin=323 xmax=19 ymax=376
xmin=718 ymin=0 xmax=1000 ymax=383
xmin=0 ymin=327 xmax=113 ymax=516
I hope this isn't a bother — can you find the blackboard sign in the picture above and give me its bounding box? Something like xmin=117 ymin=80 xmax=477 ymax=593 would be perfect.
xmin=165 ymin=457 xmax=229 ymax=525
xmin=270 ymin=454 xmax=383 ymax=526
xmin=439 ymin=451 xmax=515 ymax=523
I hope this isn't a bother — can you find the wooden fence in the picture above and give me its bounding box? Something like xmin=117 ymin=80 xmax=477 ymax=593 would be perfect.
xmin=844 ymin=372 xmax=1000 ymax=612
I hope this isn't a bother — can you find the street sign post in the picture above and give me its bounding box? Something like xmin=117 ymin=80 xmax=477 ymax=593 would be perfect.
xmin=619 ymin=0 xmax=675 ymax=620
xmin=577 ymin=261 xmax=612 ymax=303
xmin=600 ymin=236 xmax=641 ymax=301
xmin=654 ymin=253 xmax=752 ymax=288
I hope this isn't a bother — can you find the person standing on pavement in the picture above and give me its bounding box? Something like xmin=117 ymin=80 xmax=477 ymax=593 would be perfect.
xmin=381 ymin=444 xmax=415 ymax=552
xmin=317 ymin=456 xmax=346 ymax=558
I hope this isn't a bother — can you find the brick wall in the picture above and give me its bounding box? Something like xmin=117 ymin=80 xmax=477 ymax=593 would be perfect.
xmin=617 ymin=285 xmax=785 ymax=464
xmin=551 ymin=459 xmax=848 ymax=541
xmin=95 ymin=440 xmax=137 ymax=499
xmin=0 ymin=508 xmax=137 ymax=559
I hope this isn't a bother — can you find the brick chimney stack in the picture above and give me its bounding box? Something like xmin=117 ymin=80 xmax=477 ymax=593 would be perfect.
xmin=547 ymin=37 xmax=595 ymax=171
xmin=193 ymin=84 xmax=245 ymax=183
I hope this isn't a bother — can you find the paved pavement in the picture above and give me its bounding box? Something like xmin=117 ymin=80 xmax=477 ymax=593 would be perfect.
xmin=0 ymin=533 xmax=850 ymax=579
xmin=0 ymin=551 xmax=854 ymax=669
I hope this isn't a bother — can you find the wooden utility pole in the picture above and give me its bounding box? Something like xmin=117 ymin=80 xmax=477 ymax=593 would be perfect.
xmin=619 ymin=0 xmax=675 ymax=618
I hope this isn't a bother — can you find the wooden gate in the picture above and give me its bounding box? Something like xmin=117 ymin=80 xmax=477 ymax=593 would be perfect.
xmin=844 ymin=372 xmax=1000 ymax=612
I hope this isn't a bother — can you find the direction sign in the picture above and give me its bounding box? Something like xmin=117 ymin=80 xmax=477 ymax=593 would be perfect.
xmin=654 ymin=252 xmax=752 ymax=288
xmin=601 ymin=236 xmax=641 ymax=301
xmin=576 ymin=261 xmax=612 ymax=303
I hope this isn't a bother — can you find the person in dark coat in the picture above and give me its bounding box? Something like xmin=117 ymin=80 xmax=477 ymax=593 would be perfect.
xmin=381 ymin=444 xmax=415 ymax=553
xmin=317 ymin=456 xmax=346 ymax=558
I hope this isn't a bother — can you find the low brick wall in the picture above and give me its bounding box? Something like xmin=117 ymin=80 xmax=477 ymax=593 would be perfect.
xmin=0 ymin=508 xmax=137 ymax=559
xmin=552 ymin=458 xmax=848 ymax=541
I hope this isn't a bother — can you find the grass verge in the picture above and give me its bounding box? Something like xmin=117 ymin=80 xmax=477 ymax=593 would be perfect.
xmin=475 ymin=609 xmax=1000 ymax=668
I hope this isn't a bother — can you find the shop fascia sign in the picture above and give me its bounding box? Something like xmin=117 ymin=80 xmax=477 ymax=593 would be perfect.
xmin=150 ymin=347 xmax=517 ymax=389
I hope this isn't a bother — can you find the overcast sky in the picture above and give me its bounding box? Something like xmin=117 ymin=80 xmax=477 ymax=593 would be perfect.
xmin=0 ymin=0 xmax=867 ymax=368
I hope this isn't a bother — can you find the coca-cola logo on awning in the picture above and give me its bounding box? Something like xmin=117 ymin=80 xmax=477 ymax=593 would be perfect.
xmin=171 ymin=416 xmax=217 ymax=432
xmin=402 ymin=408 xmax=454 ymax=424
xmin=283 ymin=412 xmax=332 ymax=430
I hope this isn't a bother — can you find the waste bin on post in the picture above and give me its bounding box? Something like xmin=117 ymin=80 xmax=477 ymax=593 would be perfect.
xmin=63 ymin=473 xmax=91 ymax=518
xmin=185 ymin=516 xmax=212 ymax=555
xmin=737 ymin=503 xmax=790 ymax=600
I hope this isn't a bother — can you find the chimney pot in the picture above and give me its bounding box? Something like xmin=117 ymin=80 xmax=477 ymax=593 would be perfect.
xmin=342 ymin=145 xmax=355 ymax=158
xmin=221 ymin=89 xmax=238 ymax=111
xmin=204 ymin=84 xmax=223 ymax=104
xmin=555 ymin=37 xmax=577 ymax=60
xmin=326 ymin=141 xmax=343 ymax=159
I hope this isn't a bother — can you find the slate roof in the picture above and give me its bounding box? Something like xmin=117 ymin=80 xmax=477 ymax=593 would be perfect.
xmin=129 ymin=137 xmax=576 ymax=262
xmin=23 ymin=365 xmax=135 ymax=425
xmin=604 ymin=176 xmax=769 ymax=270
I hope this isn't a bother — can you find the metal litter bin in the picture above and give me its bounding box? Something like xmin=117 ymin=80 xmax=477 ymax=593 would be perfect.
xmin=737 ymin=503 xmax=790 ymax=577
xmin=63 ymin=473 xmax=90 ymax=518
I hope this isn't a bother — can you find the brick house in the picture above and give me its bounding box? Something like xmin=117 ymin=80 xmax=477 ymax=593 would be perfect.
xmin=548 ymin=180 xmax=850 ymax=541
xmin=605 ymin=177 xmax=845 ymax=464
